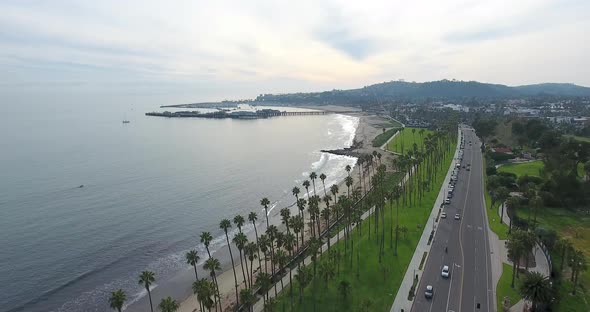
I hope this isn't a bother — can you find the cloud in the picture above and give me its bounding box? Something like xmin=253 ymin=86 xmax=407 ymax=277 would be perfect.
xmin=0 ymin=0 xmax=589 ymax=103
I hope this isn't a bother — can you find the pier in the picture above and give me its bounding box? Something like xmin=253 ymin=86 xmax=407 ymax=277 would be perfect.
xmin=145 ymin=109 xmax=330 ymax=119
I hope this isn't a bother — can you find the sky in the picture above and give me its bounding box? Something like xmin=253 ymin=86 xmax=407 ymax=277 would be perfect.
xmin=1 ymin=0 xmax=589 ymax=104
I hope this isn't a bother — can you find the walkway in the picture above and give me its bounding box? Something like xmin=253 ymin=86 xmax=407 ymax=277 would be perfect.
xmin=389 ymin=128 xmax=462 ymax=312
xmin=492 ymin=202 xmax=551 ymax=312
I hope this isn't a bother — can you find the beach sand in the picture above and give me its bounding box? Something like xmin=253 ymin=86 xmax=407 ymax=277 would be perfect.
xmin=176 ymin=110 xmax=395 ymax=312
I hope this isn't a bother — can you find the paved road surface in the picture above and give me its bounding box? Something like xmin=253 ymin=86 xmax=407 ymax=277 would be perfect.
xmin=411 ymin=127 xmax=493 ymax=312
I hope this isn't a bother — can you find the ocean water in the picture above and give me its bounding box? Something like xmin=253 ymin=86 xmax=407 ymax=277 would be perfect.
xmin=0 ymin=101 xmax=358 ymax=312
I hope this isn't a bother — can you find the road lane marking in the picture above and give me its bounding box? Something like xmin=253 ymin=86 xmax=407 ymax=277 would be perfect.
xmin=445 ymin=263 xmax=457 ymax=312
xmin=458 ymin=131 xmax=475 ymax=312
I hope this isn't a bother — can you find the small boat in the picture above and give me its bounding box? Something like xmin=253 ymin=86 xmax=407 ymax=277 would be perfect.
xmin=122 ymin=120 xmax=130 ymax=124
xmin=79 ymin=185 xmax=84 ymax=188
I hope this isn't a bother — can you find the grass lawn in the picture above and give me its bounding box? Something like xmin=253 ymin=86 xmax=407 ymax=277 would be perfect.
xmin=564 ymin=135 xmax=590 ymax=143
xmin=515 ymin=206 xmax=590 ymax=311
xmin=273 ymin=136 xmax=457 ymax=311
xmin=386 ymin=128 xmax=432 ymax=155
xmin=376 ymin=119 xmax=403 ymax=129
xmin=496 ymin=263 xmax=522 ymax=310
xmin=372 ymin=128 xmax=400 ymax=147
xmin=498 ymin=160 xmax=544 ymax=178
xmin=483 ymin=158 xmax=510 ymax=240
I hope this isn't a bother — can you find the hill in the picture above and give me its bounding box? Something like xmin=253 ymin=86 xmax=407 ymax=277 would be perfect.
xmin=255 ymin=80 xmax=590 ymax=105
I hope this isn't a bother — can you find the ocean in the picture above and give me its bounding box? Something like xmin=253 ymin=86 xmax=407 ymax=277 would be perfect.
xmin=0 ymin=101 xmax=358 ymax=312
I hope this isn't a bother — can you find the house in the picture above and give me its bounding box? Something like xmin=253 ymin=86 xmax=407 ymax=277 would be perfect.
xmin=492 ymin=147 xmax=513 ymax=154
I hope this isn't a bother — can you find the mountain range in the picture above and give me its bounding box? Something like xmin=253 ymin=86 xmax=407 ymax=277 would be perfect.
xmin=254 ymin=80 xmax=590 ymax=105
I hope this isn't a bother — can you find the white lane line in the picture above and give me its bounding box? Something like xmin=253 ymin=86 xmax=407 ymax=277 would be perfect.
xmin=458 ymin=132 xmax=475 ymax=312
xmin=445 ymin=263 xmax=457 ymax=312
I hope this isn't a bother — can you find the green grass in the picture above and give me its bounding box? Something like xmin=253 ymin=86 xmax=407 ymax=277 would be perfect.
xmin=496 ymin=263 xmax=522 ymax=310
xmin=273 ymin=136 xmax=457 ymax=311
xmin=483 ymin=158 xmax=510 ymax=240
xmin=498 ymin=160 xmax=544 ymax=178
xmin=376 ymin=120 xmax=403 ymax=129
xmin=564 ymin=135 xmax=590 ymax=143
xmin=515 ymin=206 xmax=590 ymax=311
xmin=386 ymin=128 xmax=433 ymax=155
xmin=372 ymin=128 xmax=400 ymax=147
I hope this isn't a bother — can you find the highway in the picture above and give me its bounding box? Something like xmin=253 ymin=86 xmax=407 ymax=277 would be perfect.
xmin=411 ymin=127 xmax=493 ymax=312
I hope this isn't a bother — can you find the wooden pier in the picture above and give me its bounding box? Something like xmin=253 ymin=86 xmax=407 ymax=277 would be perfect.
xmin=145 ymin=110 xmax=330 ymax=119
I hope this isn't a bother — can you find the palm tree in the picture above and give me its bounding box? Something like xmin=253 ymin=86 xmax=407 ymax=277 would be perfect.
xmin=266 ymin=225 xmax=279 ymax=275
xmin=109 ymin=289 xmax=126 ymax=312
xmin=292 ymin=186 xmax=300 ymax=203
xmin=248 ymin=211 xmax=263 ymax=272
xmin=280 ymin=207 xmax=291 ymax=233
xmin=309 ymin=171 xmax=318 ymax=195
xmin=571 ymin=249 xmax=587 ymax=295
xmin=239 ymin=288 xmax=257 ymax=312
xmin=345 ymin=164 xmax=351 ymax=177
xmin=200 ymin=232 xmax=213 ymax=258
xmin=319 ymin=173 xmax=327 ymax=196
xmin=556 ymin=238 xmax=572 ymax=272
xmin=258 ymin=234 xmax=270 ymax=273
xmin=219 ymin=219 xmax=239 ymax=305
xmin=233 ymin=214 xmax=245 ymax=233
xmin=345 ymin=176 xmax=353 ymax=197
xmin=233 ymin=232 xmax=249 ymax=288
xmin=519 ymin=272 xmax=552 ymax=311
xmin=295 ymin=264 xmax=311 ymax=304
xmin=245 ymin=242 xmax=258 ymax=287
xmin=193 ymin=278 xmax=215 ymax=312
xmin=158 ymin=296 xmax=179 ymax=312
xmin=255 ymin=272 xmax=272 ymax=304
xmin=303 ymin=180 xmax=311 ymax=199
xmin=291 ymin=215 xmax=304 ymax=249
xmin=319 ymin=260 xmax=336 ymax=288
xmin=275 ymin=249 xmax=288 ymax=311
xmin=338 ymin=280 xmax=351 ymax=302
xmin=330 ymin=184 xmax=339 ymax=205
xmin=138 ymin=271 xmax=156 ymax=312
xmin=203 ymin=257 xmax=222 ymax=312
xmin=186 ymin=250 xmax=201 ymax=280
xmin=507 ymin=237 xmax=524 ymax=288
xmin=260 ymin=197 xmax=271 ymax=229
xmin=296 ymin=198 xmax=307 ymax=221
xmin=308 ymin=237 xmax=321 ymax=312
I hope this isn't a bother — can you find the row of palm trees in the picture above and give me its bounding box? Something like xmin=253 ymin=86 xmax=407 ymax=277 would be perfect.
xmin=108 ymin=127 xmax=457 ymax=312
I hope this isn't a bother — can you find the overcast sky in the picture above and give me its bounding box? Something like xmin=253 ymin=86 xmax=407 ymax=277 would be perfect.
xmin=1 ymin=0 xmax=589 ymax=104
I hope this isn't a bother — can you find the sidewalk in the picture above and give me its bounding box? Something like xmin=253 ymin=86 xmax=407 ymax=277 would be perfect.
xmin=389 ymin=128 xmax=462 ymax=312
xmin=492 ymin=203 xmax=551 ymax=312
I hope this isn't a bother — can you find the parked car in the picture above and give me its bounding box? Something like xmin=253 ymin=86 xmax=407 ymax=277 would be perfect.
xmin=441 ymin=212 xmax=447 ymax=219
xmin=454 ymin=214 xmax=461 ymax=220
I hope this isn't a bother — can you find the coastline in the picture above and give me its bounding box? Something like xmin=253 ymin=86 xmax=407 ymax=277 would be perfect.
xmin=130 ymin=109 xmax=393 ymax=312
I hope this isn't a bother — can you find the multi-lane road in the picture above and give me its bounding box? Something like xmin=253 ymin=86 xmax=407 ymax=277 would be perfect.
xmin=412 ymin=127 xmax=493 ymax=312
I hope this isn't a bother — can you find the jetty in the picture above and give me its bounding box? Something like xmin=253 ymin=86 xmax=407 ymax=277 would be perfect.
xmin=145 ymin=109 xmax=330 ymax=119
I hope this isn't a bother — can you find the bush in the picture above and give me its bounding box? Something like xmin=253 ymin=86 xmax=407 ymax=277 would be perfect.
xmin=489 ymin=152 xmax=516 ymax=162
xmin=487 ymin=166 xmax=498 ymax=176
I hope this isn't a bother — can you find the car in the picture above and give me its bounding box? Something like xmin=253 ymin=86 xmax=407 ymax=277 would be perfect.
xmin=441 ymin=212 xmax=447 ymax=219
xmin=454 ymin=214 xmax=461 ymax=220
xmin=425 ymin=285 xmax=433 ymax=298
xmin=462 ymin=165 xmax=466 ymax=168
xmin=467 ymin=167 xmax=471 ymax=171
xmin=444 ymin=198 xmax=451 ymax=204
xmin=441 ymin=265 xmax=450 ymax=278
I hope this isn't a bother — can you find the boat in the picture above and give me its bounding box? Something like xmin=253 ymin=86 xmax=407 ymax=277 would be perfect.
xmin=122 ymin=120 xmax=130 ymax=124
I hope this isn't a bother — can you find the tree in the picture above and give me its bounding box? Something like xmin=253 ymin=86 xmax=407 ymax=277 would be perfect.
xmin=519 ymin=272 xmax=552 ymax=311
xmin=219 ymin=219 xmax=239 ymax=305
xmin=239 ymin=288 xmax=257 ymax=312
xmin=200 ymin=232 xmax=213 ymax=258
xmin=193 ymin=278 xmax=215 ymax=312
xmin=108 ymin=289 xmax=126 ymax=312
xmin=309 ymin=237 xmax=321 ymax=312
xmin=310 ymin=171 xmax=318 ymax=195
xmin=138 ymin=271 xmax=156 ymax=312
xmin=330 ymin=184 xmax=339 ymax=205
xmin=233 ymin=232 xmax=249 ymax=288
xmin=255 ymin=272 xmax=272 ymax=304
xmin=292 ymin=186 xmax=300 ymax=203
xmin=260 ymin=197 xmax=271 ymax=229
xmin=245 ymin=242 xmax=258 ymax=288
xmin=345 ymin=165 xmax=351 ymax=177
xmin=571 ymin=249 xmax=587 ymax=295
xmin=303 ymin=180 xmax=311 ymax=199
xmin=507 ymin=236 xmax=524 ymax=288
xmin=319 ymin=173 xmax=327 ymax=196
xmin=319 ymin=260 xmax=336 ymax=288
xmin=338 ymin=280 xmax=351 ymax=301
xmin=203 ymin=258 xmax=222 ymax=311
xmin=233 ymin=214 xmax=245 ymax=233
xmin=185 ymin=250 xmax=200 ymax=280
xmin=295 ymin=264 xmax=311 ymax=303
xmin=248 ymin=211 xmax=263 ymax=272
xmin=158 ymin=297 xmax=179 ymax=312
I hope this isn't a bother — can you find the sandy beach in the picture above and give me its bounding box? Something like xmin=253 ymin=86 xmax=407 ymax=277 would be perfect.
xmin=175 ymin=109 xmax=397 ymax=312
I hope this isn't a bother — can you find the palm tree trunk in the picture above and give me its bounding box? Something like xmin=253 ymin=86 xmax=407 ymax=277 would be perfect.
xmin=193 ymin=264 xmax=199 ymax=280
xmin=239 ymin=251 xmax=248 ymax=288
xmin=224 ymin=234 xmax=239 ymax=305
xmin=252 ymin=222 xmax=263 ymax=272
xmin=147 ymin=289 xmax=154 ymax=312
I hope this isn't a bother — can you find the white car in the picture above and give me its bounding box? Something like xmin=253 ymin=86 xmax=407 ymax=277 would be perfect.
xmin=441 ymin=265 xmax=450 ymax=278
xmin=444 ymin=198 xmax=451 ymax=204
xmin=454 ymin=214 xmax=461 ymax=220
xmin=425 ymin=285 xmax=433 ymax=298
xmin=441 ymin=212 xmax=447 ymax=219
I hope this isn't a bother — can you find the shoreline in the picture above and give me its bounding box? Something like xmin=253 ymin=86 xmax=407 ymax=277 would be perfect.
xmin=127 ymin=109 xmax=393 ymax=312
